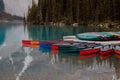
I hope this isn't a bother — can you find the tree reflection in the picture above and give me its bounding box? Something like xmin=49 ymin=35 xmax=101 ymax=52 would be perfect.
xmin=26 ymin=25 xmax=120 ymax=79
xmin=26 ymin=25 xmax=102 ymax=40
xmin=0 ymin=24 xmax=6 ymax=45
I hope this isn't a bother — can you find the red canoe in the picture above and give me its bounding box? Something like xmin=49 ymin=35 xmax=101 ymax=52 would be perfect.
xmin=114 ymin=49 xmax=120 ymax=55
xmin=22 ymin=40 xmax=40 ymax=45
xmin=51 ymin=45 xmax=59 ymax=50
xmin=114 ymin=54 xmax=120 ymax=59
xmin=22 ymin=40 xmax=63 ymax=45
xmin=80 ymin=48 xmax=100 ymax=56
xmin=100 ymin=49 xmax=113 ymax=56
xmin=22 ymin=40 xmax=31 ymax=44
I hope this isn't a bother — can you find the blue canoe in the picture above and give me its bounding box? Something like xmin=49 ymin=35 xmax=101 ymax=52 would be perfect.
xmin=40 ymin=44 xmax=51 ymax=49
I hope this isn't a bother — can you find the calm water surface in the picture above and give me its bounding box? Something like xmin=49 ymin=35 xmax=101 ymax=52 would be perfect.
xmin=0 ymin=23 xmax=120 ymax=80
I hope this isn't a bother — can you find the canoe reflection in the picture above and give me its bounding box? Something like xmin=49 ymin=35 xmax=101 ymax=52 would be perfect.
xmin=39 ymin=47 xmax=51 ymax=53
xmin=51 ymin=50 xmax=58 ymax=54
xmin=80 ymin=53 xmax=98 ymax=60
xmin=100 ymin=54 xmax=112 ymax=60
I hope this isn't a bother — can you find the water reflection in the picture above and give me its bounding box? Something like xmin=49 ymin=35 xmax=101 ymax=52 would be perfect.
xmin=38 ymin=48 xmax=120 ymax=79
xmin=16 ymin=47 xmax=33 ymax=80
xmin=26 ymin=25 xmax=120 ymax=41
xmin=9 ymin=55 xmax=14 ymax=65
xmin=0 ymin=56 xmax=2 ymax=60
xmin=0 ymin=23 xmax=29 ymax=47
xmin=1 ymin=23 xmax=120 ymax=80
xmin=0 ymin=24 xmax=6 ymax=45
xmin=26 ymin=25 xmax=101 ymax=40
xmin=1 ymin=45 xmax=120 ymax=80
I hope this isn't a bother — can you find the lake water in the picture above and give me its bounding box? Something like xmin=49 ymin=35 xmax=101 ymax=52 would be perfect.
xmin=0 ymin=23 xmax=120 ymax=80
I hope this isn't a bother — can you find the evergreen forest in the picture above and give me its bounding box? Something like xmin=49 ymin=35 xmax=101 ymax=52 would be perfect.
xmin=26 ymin=0 xmax=120 ymax=25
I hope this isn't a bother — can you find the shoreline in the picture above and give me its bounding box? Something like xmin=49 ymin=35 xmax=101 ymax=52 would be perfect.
xmin=25 ymin=21 xmax=120 ymax=28
xmin=0 ymin=20 xmax=23 ymax=24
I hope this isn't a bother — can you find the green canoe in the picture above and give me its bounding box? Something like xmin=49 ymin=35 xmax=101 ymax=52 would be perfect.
xmin=58 ymin=47 xmax=85 ymax=53
xmin=76 ymin=32 xmax=115 ymax=41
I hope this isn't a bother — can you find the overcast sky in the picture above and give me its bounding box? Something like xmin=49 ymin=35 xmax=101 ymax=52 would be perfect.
xmin=3 ymin=0 xmax=38 ymax=17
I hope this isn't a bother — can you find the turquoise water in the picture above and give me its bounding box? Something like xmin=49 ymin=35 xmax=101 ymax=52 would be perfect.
xmin=0 ymin=23 xmax=120 ymax=80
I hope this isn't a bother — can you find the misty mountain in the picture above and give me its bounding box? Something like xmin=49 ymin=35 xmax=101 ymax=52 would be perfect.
xmin=0 ymin=11 xmax=23 ymax=21
xmin=0 ymin=0 xmax=22 ymax=21
xmin=0 ymin=0 xmax=37 ymax=20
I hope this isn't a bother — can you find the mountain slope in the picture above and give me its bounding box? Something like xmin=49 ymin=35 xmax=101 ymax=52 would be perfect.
xmin=0 ymin=11 xmax=23 ymax=21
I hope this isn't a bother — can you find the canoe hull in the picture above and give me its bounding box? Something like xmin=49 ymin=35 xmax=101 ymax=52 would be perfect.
xmin=114 ymin=54 xmax=120 ymax=59
xmin=63 ymin=36 xmax=120 ymax=45
xmin=40 ymin=44 xmax=52 ymax=49
xmin=114 ymin=49 xmax=120 ymax=55
xmin=80 ymin=48 xmax=100 ymax=56
xmin=76 ymin=32 xmax=117 ymax=41
xmin=51 ymin=42 xmax=101 ymax=53
xmin=22 ymin=40 xmax=40 ymax=45
xmin=76 ymin=33 xmax=103 ymax=41
xmin=100 ymin=49 xmax=113 ymax=56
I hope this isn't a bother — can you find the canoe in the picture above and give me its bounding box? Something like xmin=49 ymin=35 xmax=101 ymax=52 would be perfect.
xmin=79 ymin=44 xmax=101 ymax=56
xmin=114 ymin=54 xmax=120 ymax=59
xmin=109 ymin=32 xmax=120 ymax=40
xmin=80 ymin=54 xmax=98 ymax=60
xmin=80 ymin=48 xmax=100 ymax=56
xmin=52 ymin=41 xmax=100 ymax=50
xmin=22 ymin=40 xmax=40 ymax=45
xmin=51 ymin=42 xmax=101 ymax=53
xmin=22 ymin=40 xmax=31 ymax=44
xmin=98 ymin=32 xmax=114 ymax=40
xmin=76 ymin=32 xmax=114 ymax=41
xmin=51 ymin=42 xmax=74 ymax=50
xmin=22 ymin=40 xmax=63 ymax=45
xmin=76 ymin=32 xmax=104 ymax=41
xmin=68 ymin=44 xmax=101 ymax=53
xmin=51 ymin=45 xmax=59 ymax=50
xmin=114 ymin=49 xmax=120 ymax=55
xmin=51 ymin=42 xmax=88 ymax=50
xmin=58 ymin=43 xmax=86 ymax=53
xmin=100 ymin=49 xmax=113 ymax=56
xmin=114 ymin=32 xmax=120 ymax=40
xmin=40 ymin=44 xmax=52 ymax=49
xmin=63 ymin=36 xmax=120 ymax=45
xmin=22 ymin=44 xmax=39 ymax=48
xmin=100 ymin=45 xmax=113 ymax=56
xmin=39 ymin=40 xmax=65 ymax=49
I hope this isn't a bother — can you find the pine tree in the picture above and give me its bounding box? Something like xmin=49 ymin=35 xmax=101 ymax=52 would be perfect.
xmin=27 ymin=0 xmax=120 ymax=25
